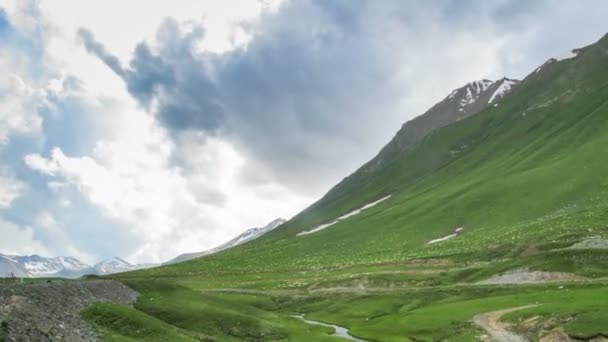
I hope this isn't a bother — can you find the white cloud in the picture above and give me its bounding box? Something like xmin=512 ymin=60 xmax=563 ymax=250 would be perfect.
xmin=0 ymin=218 xmax=49 ymax=256
xmin=6 ymin=0 xmax=307 ymax=263
xmin=0 ymin=72 xmax=44 ymax=145
xmin=33 ymin=211 xmax=95 ymax=263
xmin=25 ymin=101 xmax=311 ymax=263
xmin=0 ymin=169 xmax=26 ymax=209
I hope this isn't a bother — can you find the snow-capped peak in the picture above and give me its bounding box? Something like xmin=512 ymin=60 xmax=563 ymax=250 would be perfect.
xmin=165 ymin=218 xmax=287 ymax=265
xmin=1 ymin=254 xmax=89 ymax=277
xmin=265 ymin=218 xmax=287 ymax=231
xmin=0 ymin=253 xmax=156 ymax=278
xmin=488 ymin=78 xmax=518 ymax=104
xmin=445 ymin=77 xmax=520 ymax=113
xmin=230 ymin=218 xmax=287 ymax=246
xmin=448 ymin=79 xmax=493 ymax=101
xmin=93 ymin=257 xmax=133 ymax=275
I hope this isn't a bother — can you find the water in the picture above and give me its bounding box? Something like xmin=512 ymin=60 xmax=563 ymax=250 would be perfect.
xmin=292 ymin=314 xmax=369 ymax=341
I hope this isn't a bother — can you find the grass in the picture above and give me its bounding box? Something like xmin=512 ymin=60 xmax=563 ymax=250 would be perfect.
xmin=82 ymin=303 xmax=203 ymax=341
xmin=0 ymin=321 xmax=7 ymax=342
xmin=105 ymin=279 xmax=349 ymax=341
xmin=81 ymin=35 xmax=608 ymax=341
xmin=86 ymin=277 xmax=608 ymax=341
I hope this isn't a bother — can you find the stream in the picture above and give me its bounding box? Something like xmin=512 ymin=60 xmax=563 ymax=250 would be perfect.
xmin=292 ymin=314 xmax=369 ymax=341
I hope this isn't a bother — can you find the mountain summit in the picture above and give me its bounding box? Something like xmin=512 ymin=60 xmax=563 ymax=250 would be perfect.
xmin=292 ymin=77 xmax=519 ymax=223
xmin=165 ymin=218 xmax=287 ymax=265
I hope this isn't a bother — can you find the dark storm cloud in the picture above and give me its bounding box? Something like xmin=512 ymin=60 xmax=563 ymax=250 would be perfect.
xmin=79 ymin=0 xmax=608 ymax=194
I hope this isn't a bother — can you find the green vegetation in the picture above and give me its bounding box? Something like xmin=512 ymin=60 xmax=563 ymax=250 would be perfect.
xmin=0 ymin=320 xmax=7 ymax=342
xmin=82 ymin=34 xmax=608 ymax=341
xmin=82 ymin=303 xmax=203 ymax=341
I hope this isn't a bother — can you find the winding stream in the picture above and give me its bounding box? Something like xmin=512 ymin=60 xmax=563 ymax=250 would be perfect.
xmin=292 ymin=314 xmax=369 ymax=341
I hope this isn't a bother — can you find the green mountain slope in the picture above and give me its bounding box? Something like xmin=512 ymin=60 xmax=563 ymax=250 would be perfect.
xmin=129 ymin=33 xmax=608 ymax=276
xmin=101 ymin=33 xmax=608 ymax=342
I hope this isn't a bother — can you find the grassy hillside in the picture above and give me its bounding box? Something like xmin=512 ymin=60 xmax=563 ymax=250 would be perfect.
xmin=91 ymin=34 xmax=608 ymax=341
xmin=126 ymin=34 xmax=608 ymax=275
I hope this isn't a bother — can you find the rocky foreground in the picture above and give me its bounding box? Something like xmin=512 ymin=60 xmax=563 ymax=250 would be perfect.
xmin=0 ymin=280 xmax=137 ymax=341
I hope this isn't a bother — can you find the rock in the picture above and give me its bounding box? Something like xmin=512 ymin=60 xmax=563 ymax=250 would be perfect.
xmin=540 ymin=328 xmax=573 ymax=342
xmin=0 ymin=280 xmax=137 ymax=341
xmin=569 ymin=238 xmax=608 ymax=250
xmin=477 ymin=268 xmax=586 ymax=285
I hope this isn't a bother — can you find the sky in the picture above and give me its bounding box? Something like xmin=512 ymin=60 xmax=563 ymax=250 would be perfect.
xmin=0 ymin=0 xmax=607 ymax=264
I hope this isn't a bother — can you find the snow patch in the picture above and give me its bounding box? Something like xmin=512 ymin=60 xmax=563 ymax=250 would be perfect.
xmin=427 ymin=234 xmax=457 ymax=245
xmin=488 ymin=79 xmax=517 ymax=104
xmin=456 ymin=79 xmax=494 ymax=109
xmin=447 ymin=89 xmax=458 ymax=99
xmin=426 ymin=227 xmax=465 ymax=245
xmin=338 ymin=195 xmax=392 ymax=220
xmin=297 ymin=221 xmax=339 ymax=236
xmin=297 ymin=195 xmax=392 ymax=236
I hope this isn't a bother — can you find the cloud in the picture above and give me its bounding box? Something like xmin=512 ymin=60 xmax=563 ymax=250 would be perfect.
xmin=77 ymin=28 xmax=126 ymax=77
xmin=0 ymin=218 xmax=49 ymax=256
xmin=78 ymin=0 xmax=608 ymax=196
xmin=1 ymin=0 xmax=310 ymax=263
xmin=0 ymin=66 xmax=44 ymax=145
xmin=0 ymin=169 xmax=25 ymax=208
xmin=24 ymin=102 xmax=310 ymax=263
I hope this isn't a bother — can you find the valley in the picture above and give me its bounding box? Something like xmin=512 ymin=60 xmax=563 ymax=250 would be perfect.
xmin=72 ymin=34 xmax=608 ymax=341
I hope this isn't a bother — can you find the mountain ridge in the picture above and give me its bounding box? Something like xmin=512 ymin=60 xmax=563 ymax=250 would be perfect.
xmin=165 ymin=217 xmax=287 ymax=265
xmin=0 ymin=253 xmax=157 ymax=278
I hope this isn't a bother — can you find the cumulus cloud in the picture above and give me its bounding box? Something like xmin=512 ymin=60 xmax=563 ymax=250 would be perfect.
xmin=79 ymin=0 xmax=608 ymax=196
xmin=24 ymin=102 xmax=309 ymax=263
xmin=0 ymin=169 xmax=25 ymax=208
xmin=0 ymin=66 xmax=43 ymax=145
xmin=0 ymin=218 xmax=49 ymax=256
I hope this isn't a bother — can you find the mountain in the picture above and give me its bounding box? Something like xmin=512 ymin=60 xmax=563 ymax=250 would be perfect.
xmin=130 ymin=33 xmax=608 ymax=274
xmin=0 ymin=253 xmax=89 ymax=278
xmin=45 ymin=33 xmax=608 ymax=342
xmin=0 ymin=255 xmax=31 ymax=277
xmin=0 ymin=253 xmax=157 ymax=278
xmin=165 ymin=218 xmax=287 ymax=265
xmin=93 ymin=257 xmax=134 ymax=275
xmin=288 ymin=77 xmax=519 ymax=225
xmin=91 ymin=257 xmax=159 ymax=275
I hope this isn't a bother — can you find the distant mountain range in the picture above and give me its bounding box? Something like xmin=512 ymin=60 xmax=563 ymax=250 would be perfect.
xmin=165 ymin=218 xmax=287 ymax=265
xmin=0 ymin=254 xmax=157 ymax=278
xmin=0 ymin=217 xmax=286 ymax=278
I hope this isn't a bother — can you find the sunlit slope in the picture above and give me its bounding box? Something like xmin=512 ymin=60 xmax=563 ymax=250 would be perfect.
xmin=129 ymin=34 xmax=608 ymax=277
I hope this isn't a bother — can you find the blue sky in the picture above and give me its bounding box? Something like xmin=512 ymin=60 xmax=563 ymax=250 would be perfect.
xmin=0 ymin=0 xmax=607 ymax=263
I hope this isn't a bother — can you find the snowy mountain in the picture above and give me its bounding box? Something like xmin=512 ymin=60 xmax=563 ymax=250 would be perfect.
xmin=93 ymin=257 xmax=134 ymax=275
xmin=0 ymin=253 xmax=90 ymax=278
xmin=166 ymin=218 xmax=287 ymax=265
xmin=0 ymin=253 xmax=157 ymax=278
xmin=308 ymin=77 xmax=520 ymax=212
xmin=0 ymin=255 xmax=31 ymax=277
xmin=91 ymin=257 xmax=158 ymax=275
xmin=446 ymin=77 xmax=520 ymax=116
